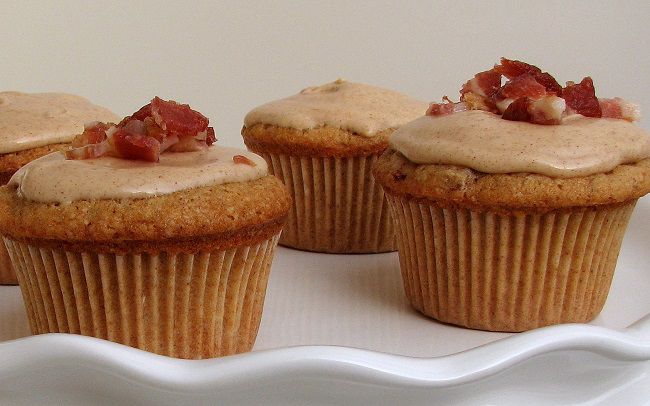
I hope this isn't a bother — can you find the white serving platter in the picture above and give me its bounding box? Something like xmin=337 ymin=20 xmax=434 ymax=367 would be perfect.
xmin=1 ymin=199 xmax=650 ymax=405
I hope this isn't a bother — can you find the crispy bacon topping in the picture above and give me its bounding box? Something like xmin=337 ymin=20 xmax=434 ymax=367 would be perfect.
xmin=232 ymin=155 xmax=256 ymax=166
xmin=599 ymin=97 xmax=640 ymax=122
xmin=563 ymin=77 xmax=601 ymax=118
xmin=426 ymin=97 xmax=468 ymax=116
xmin=66 ymin=97 xmax=216 ymax=162
xmin=426 ymin=57 xmax=639 ymax=125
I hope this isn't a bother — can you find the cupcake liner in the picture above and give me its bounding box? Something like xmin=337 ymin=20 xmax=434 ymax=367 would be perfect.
xmin=260 ymin=152 xmax=395 ymax=253
xmin=4 ymin=234 xmax=280 ymax=359
xmin=0 ymin=243 xmax=17 ymax=285
xmin=386 ymin=194 xmax=636 ymax=332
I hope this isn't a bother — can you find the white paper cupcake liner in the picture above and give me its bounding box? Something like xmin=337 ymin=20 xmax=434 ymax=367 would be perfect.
xmin=260 ymin=152 xmax=395 ymax=253
xmin=386 ymin=194 xmax=636 ymax=332
xmin=5 ymin=234 xmax=280 ymax=359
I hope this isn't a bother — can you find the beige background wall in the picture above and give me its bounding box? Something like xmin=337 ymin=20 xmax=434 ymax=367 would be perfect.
xmin=3 ymin=1 xmax=649 ymax=145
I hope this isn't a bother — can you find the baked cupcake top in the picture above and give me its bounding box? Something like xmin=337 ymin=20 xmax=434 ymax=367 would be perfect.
xmin=0 ymin=97 xmax=290 ymax=253
xmin=242 ymin=80 xmax=428 ymax=157
xmin=0 ymin=91 xmax=119 ymax=154
xmin=244 ymin=79 xmax=428 ymax=136
xmin=375 ymin=58 xmax=650 ymax=211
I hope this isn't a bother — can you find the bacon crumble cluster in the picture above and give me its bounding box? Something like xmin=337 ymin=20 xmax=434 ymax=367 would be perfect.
xmin=427 ymin=58 xmax=640 ymax=125
xmin=66 ymin=97 xmax=217 ymax=162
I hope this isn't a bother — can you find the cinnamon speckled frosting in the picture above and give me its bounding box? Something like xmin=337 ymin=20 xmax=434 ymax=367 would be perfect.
xmin=0 ymin=92 xmax=119 ymax=154
xmin=9 ymin=147 xmax=267 ymax=203
xmin=244 ymin=79 xmax=428 ymax=136
xmin=390 ymin=110 xmax=650 ymax=177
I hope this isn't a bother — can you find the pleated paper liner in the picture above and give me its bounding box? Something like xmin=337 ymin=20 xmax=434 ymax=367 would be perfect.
xmin=0 ymin=243 xmax=17 ymax=285
xmin=260 ymin=152 xmax=395 ymax=253
xmin=386 ymin=194 xmax=636 ymax=332
xmin=5 ymin=234 xmax=280 ymax=359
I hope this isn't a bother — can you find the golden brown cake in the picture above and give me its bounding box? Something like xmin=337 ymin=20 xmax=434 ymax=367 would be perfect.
xmin=242 ymin=79 xmax=428 ymax=253
xmin=373 ymin=58 xmax=650 ymax=332
xmin=0 ymin=97 xmax=291 ymax=358
xmin=0 ymin=91 xmax=118 ymax=284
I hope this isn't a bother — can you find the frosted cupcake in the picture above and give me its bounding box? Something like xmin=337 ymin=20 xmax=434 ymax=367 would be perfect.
xmin=0 ymin=97 xmax=291 ymax=358
xmin=242 ymin=79 xmax=428 ymax=253
xmin=0 ymin=91 xmax=118 ymax=284
xmin=373 ymin=58 xmax=650 ymax=332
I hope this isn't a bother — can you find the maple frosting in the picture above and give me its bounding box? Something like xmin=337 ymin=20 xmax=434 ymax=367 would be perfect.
xmin=244 ymin=79 xmax=428 ymax=136
xmin=390 ymin=110 xmax=650 ymax=178
xmin=0 ymin=92 xmax=119 ymax=154
xmin=9 ymin=147 xmax=268 ymax=203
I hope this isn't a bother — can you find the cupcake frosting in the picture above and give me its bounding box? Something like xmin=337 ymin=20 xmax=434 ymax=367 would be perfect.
xmin=0 ymin=92 xmax=119 ymax=154
xmin=9 ymin=147 xmax=268 ymax=203
xmin=390 ymin=110 xmax=650 ymax=178
xmin=243 ymin=79 xmax=428 ymax=136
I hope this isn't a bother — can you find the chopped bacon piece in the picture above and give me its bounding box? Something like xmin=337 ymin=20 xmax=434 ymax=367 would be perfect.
xmin=563 ymin=77 xmax=602 ymax=118
xmin=426 ymin=97 xmax=468 ymax=116
xmin=150 ymin=96 xmax=208 ymax=137
xmin=461 ymin=69 xmax=501 ymax=98
xmin=494 ymin=58 xmax=562 ymax=95
xmin=495 ymin=58 xmax=542 ymax=79
xmin=502 ymin=97 xmax=532 ymax=123
xmin=532 ymin=72 xmax=563 ymax=96
xmin=426 ymin=102 xmax=455 ymax=116
xmin=599 ymin=97 xmax=640 ymax=122
xmin=496 ymin=74 xmax=547 ymax=100
xmin=233 ymin=155 xmax=256 ymax=166
xmin=205 ymin=127 xmax=216 ymax=145
xmin=110 ymin=128 xmax=161 ymax=162
xmin=502 ymin=95 xmax=565 ymax=125
xmin=66 ymin=96 xmax=217 ymax=162
xmin=72 ymin=122 xmax=111 ymax=147
xmin=425 ymin=57 xmax=638 ymax=126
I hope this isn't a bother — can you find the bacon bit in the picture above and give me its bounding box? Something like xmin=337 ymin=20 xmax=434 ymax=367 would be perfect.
xmin=66 ymin=97 xmax=217 ymax=161
xmin=599 ymin=97 xmax=640 ymax=122
xmin=563 ymin=77 xmax=602 ymax=118
xmin=494 ymin=58 xmax=542 ymax=79
xmin=233 ymin=155 xmax=256 ymax=166
xmin=494 ymin=58 xmax=562 ymax=95
xmin=111 ymin=128 xmax=161 ymax=162
xmin=426 ymin=101 xmax=455 ymax=116
xmin=205 ymin=127 xmax=217 ymax=145
xmin=502 ymin=97 xmax=532 ymax=123
xmin=426 ymin=97 xmax=469 ymax=116
xmin=502 ymin=95 xmax=565 ymax=125
xmin=461 ymin=70 xmax=501 ymax=98
xmin=151 ymin=96 xmax=208 ymax=137
xmin=425 ymin=57 xmax=637 ymax=125
xmin=72 ymin=122 xmax=112 ymax=148
xmin=120 ymin=103 xmax=152 ymax=126
xmin=496 ymin=74 xmax=547 ymax=101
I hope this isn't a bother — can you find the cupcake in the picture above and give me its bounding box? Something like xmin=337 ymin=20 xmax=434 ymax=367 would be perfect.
xmin=373 ymin=58 xmax=650 ymax=332
xmin=0 ymin=97 xmax=291 ymax=358
xmin=0 ymin=91 xmax=118 ymax=284
xmin=242 ymin=79 xmax=428 ymax=253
